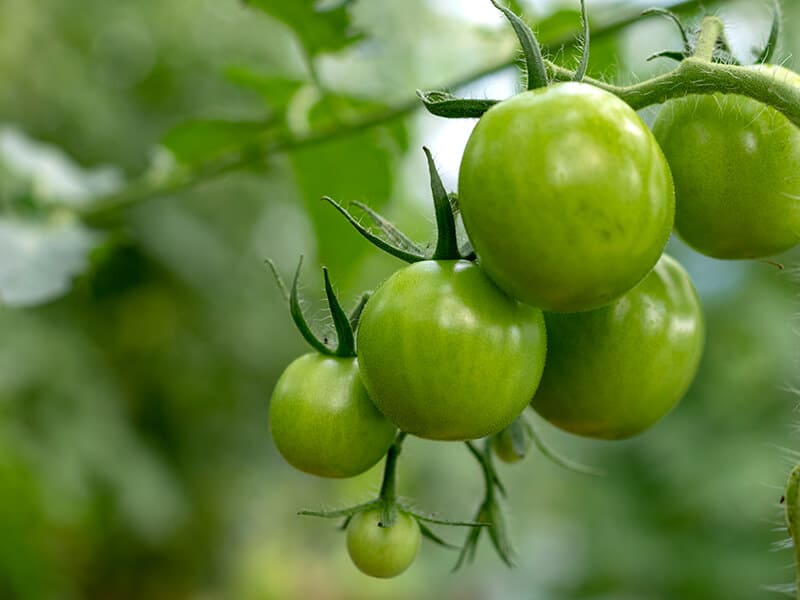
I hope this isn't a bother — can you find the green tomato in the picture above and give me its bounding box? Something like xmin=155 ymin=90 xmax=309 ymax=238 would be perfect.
xmin=653 ymin=65 xmax=800 ymax=259
xmin=346 ymin=509 xmax=420 ymax=579
xmin=492 ymin=427 xmax=529 ymax=464
xmin=269 ymin=354 xmax=396 ymax=478
xmin=458 ymin=82 xmax=674 ymax=312
xmin=357 ymin=260 xmax=547 ymax=441
xmin=531 ymin=254 xmax=704 ymax=440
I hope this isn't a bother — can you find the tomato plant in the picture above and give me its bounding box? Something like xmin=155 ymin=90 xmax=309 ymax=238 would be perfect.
xmin=531 ymin=254 xmax=704 ymax=439
xmin=458 ymin=82 xmax=674 ymax=312
xmin=357 ymin=259 xmax=546 ymax=440
xmin=265 ymin=0 xmax=800 ymax=583
xmin=653 ymin=65 xmax=800 ymax=259
xmin=346 ymin=508 xmax=421 ymax=578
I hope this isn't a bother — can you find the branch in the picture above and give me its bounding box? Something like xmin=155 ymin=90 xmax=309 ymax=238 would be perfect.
xmin=79 ymin=0 xmax=717 ymax=222
xmin=545 ymin=58 xmax=800 ymax=128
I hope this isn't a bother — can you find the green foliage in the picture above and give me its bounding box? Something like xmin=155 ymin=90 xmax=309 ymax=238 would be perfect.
xmin=245 ymin=0 xmax=362 ymax=58
xmin=162 ymin=119 xmax=277 ymax=165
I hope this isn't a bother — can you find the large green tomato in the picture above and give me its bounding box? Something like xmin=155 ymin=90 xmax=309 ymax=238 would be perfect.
xmin=458 ymin=82 xmax=674 ymax=312
xmin=531 ymin=254 xmax=704 ymax=440
xmin=357 ymin=260 xmax=547 ymax=441
xmin=346 ymin=509 xmax=420 ymax=579
xmin=269 ymin=354 xmax=396 ymax=478
xmin=653 ymin=65 xmax=800 ymax=259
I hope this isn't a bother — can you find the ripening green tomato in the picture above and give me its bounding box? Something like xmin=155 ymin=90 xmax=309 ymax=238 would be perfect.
xmin=346 ymin=509 xmax=420 ymax=579
xmin=459 ymin=82 xmax=674 ymax=312
xmin=531 ymin=254 xmax=704 ymax=440
xmin=269 ymin=354 xmax=396 ymax=478
xmin=653 ymin=65 xmax=800 ymax=259
xmin=357 ymin=260 xmax=547 ymax=441
xmin=492 ymin=428 xmax=529 ymax=464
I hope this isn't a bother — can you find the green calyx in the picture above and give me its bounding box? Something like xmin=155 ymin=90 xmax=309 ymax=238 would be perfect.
xmin=490 ymin=0 xmax=549 ymax=90
xmin=266 ymin=256 xmax=360 ymax=358
xmin=299 ymin=431 xmax=486 ymax=550
xmin=323 ymin=147 xmax=470 ymax=263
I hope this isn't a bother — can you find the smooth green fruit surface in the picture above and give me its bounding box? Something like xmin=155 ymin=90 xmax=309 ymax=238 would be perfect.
xmin=458 ymin=82 xmax=674 ymax=312
xmin=357 ymin=260 xmax=547 ymax=441
xmin=531 ymin=254 xmax=704 ymax=440
xmin=492 ymin=427 xmax=529 ymax=464
xmin=653 ymin=65 xmax=800 ymax=259
xmin=269 ymin=354 xmax=395 ymax=478
xmin=346 ymin=509 xmax=420 ymax=579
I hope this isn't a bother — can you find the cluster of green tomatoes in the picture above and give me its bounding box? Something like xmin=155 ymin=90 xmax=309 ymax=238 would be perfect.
xmin=268 ymin=2 xmax=800 ymax=580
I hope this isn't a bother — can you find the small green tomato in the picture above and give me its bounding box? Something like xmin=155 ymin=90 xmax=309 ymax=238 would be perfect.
xmin=346 ymin=508 xmax=421 ymax=578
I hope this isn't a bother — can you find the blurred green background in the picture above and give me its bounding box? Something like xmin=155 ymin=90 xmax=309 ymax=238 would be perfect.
xmin=0 ymin=0 xmax=799 ymax=598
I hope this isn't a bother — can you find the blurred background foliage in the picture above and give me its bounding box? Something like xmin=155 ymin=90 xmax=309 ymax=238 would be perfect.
xmin=0 ymin=0 xmax=799 ymax=598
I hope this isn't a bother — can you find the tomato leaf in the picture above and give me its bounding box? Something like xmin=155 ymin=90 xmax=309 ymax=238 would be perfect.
xmin=223 ymin=67 xmax=306 ymax=112
xmin=416 ymin=91 xmax=498 ymax=119
xmin=244 ymin=0 xmax=362 ymax=58
xmin=161 ymin=119 xmax=277 ymax=166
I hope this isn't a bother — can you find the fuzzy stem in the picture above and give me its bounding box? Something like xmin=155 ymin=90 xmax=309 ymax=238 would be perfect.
xmin=546 ymin=58 xmax=800 ymax=128
xmin=693 ymin=16 xmax=725 ymax=61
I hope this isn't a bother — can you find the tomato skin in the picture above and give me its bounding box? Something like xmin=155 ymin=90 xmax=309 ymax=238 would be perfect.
xmin=653 ymin=65 xmax=800 ymax=259
xmin=346 ymin=509 xmax=420 ymax=579
xmin=269 ymin=354 xmax=396 ymax=478
xmin=458 ymin=82 xmax=674 ymax=313
xmin=531 ymin=254 xmax=704 ymax=440
xmin=357 ymin=260 xmax=547 ymax=441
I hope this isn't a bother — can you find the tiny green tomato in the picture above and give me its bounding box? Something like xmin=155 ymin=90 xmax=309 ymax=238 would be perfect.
xmin=346 ymin=509 xmax=421 ymax=579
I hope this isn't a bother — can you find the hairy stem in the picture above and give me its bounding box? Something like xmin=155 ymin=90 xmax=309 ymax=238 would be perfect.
xmin=546 ymin=58 xmax=800 ymax=127
xmin=693 ymin=16 xmax=725 ymax=61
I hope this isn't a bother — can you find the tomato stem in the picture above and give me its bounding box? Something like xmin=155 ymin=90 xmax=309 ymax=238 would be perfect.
xmin=692 ymin=16 xmax=725 ymax=62
xmin=378 ymin=432 xmax=408 ymax=526
xmin=573 ymin=0 xmax=590 ymax=82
